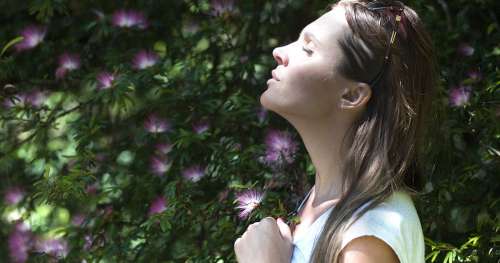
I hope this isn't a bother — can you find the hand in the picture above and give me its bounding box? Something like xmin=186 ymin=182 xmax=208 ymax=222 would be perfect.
xmin=234 ymin=217 xmax=293 ymax=263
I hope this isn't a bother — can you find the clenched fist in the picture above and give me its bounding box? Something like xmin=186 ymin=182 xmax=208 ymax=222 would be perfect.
xmin=234 ymin=217 xmax=293 ymax=263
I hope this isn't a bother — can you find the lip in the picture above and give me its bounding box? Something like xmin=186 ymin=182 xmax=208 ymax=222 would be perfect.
xmin=271 ymin=70 xmax=280 ymax=81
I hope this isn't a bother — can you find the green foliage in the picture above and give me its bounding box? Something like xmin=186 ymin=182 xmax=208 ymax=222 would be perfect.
xmin=0 ymin=0 xmax=498 ymax=262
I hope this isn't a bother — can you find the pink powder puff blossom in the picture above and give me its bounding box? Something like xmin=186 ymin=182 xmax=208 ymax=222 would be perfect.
xmin=14 ymin=25 xmax=47 ymax=52
xmin=85 ymin=182 xmax=99 ymax=195
xmin=4 ymin=187 xmax=25 ymax=205
xmin=457 ymin=42 xmax=474 ymax=57
xmin=155 ymin=142 xmax=173 ymax=155
xmin=466 ymin=69 xmax=482 ymax=82
xmin=96 ymin=71 xmax=115 ymax=90
xmin=34 ymin=237 xmax=69 ymax=259
xmin=235 ymin=189 xmax=265 ymax=220
xmin=182 ymin=165 xmax=206 ymax=183
xmin=256 ymin=106 xmax=268 ymax=123
xmin=3 ymin=89 xmax=47 ymax=109
xmin=144 ymin=114 xmax=171 ymax=133
xmin=132 ymin=50 xmax=159 ymax=70
xmin=55 ymin=52 xmax=80 ymax=80
xmin=71 ymin=213 xmax=86 ymax=227
xmin=150 ymin=155 xmax=172 ymax=176
xmin=112 ymin=9 xmax=148 ymax=29
xmin=148 ymin=196 xmax=168 ymax=216
xmin=261 ymin=129 xmax=299 ymax=167
xmin=8 ymin=222 xmax=32 ymax=263
xmin=210 ymin=0 xmax=237 ymax=17
xmin=192 ymin=119 xmax=210 ymax=134
xmin=449 ymin=85 xmax=472 ymax=107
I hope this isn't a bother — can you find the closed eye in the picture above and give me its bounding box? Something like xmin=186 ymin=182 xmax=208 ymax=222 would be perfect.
xmin=302 ymin=46 xmax=313 ymax=55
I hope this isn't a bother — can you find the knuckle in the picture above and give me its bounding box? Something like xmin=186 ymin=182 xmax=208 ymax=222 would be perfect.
xmin=234 ymin=237 xmax=241 ymax=250
xmin=261 ymin=217 xmax=275 ymax=226
xmin=264 ymin=216 xmax=275 ymax=223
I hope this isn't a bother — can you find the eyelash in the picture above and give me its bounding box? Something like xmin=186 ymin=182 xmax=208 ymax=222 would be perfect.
xmin=302 ymin=46 xmax=313 ymax=55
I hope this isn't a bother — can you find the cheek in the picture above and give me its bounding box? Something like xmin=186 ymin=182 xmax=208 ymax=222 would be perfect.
xmin=283 ymin=64 xmax=337 ymax=116
xmin=286 ymin=62 xmax=334 ymax=98
xmin=286 ymin=60 xmax=332 ymax=86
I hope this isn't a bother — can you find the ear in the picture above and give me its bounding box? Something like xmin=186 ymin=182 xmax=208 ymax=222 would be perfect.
xmin=340 ymin=82 xmax=372 ymax=110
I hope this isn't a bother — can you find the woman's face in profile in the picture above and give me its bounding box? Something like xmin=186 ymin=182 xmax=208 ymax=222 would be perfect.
xmin=260 ymin=5 xmax=356 ymax=120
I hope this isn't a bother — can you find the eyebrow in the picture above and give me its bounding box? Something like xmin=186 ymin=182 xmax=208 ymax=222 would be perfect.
xmin=299 ymin=28 xmax=321 ymax=46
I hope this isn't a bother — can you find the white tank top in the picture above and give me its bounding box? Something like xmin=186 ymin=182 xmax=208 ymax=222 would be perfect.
xmin=290 ymin=190 xmax=425 ymax=263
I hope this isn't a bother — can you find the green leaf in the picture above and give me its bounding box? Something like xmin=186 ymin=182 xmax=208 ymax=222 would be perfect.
xmin=1 ymin=36 xmax=24 ymax=57
xmin=160 ymin=219 xmax=172 ymax=232
xmin=426 ymin=250 xmax=440 ymax=262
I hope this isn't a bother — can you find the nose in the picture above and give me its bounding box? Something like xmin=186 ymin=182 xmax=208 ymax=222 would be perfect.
xmin=272 ymin=47 xmax=288 ymax=66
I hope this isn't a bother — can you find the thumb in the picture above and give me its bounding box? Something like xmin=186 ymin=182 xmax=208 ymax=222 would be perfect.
xmin=276 ymin=217 xmax=292 ymax=243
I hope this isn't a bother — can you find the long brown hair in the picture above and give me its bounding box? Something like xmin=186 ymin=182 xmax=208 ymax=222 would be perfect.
xmin=309 ymin=0 xmax=438 ymax=262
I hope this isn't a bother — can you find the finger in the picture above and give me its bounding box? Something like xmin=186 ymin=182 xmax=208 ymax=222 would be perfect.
xmin=234 ymin=237 xmax=241 ymax=250
xmin=277 ymin=217 xmax=292 ymax=243
xmin=247 ymin=222 xmax=257 ymax=231
xmin=259 ymin=217 xmax=275 ymax=230
xmin=262 ymin=216 xmax=276 ymax=224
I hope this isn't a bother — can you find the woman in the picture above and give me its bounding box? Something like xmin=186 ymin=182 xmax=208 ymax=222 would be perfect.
xmin=234 ymin=0 xmax=437 ymax=262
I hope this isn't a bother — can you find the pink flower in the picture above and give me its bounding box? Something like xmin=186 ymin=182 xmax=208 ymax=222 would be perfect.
xmin=14 ymin=25 xmax=47 ymax=52
xmin=112 ymin=9 xmax=148 ymax=29
xmin=457 ymin=42 xmax=474 ymax=57
xmin=449 ymin=85 xmax=472 ymax=107
xmin=8 ymin=222 xmax=32 ymax=263
xmin=150 ymin=155 xmax=171 ymax=176
xmin=155 ymin=142 xmax=173 ymax=155
xmin=192 ymin=119 xmax=210 ymax=134
xmin=83 ymin=234 xmax=94 ymax=250
xmin=466 ymin=69 xmax=482 ymax=82
xmin=256 ymin=106 xmax=268 ymax=123
xmin=210 ymin=0 xmax=237 ymax=17
xmin=71 ymin=213 xmax=86 ymax=227
xmin=85 ymin=182 xmax=99 ymax=195
xmin=3 ymin=89 xmax=47 ymax=109
xmin=132 ymin=50 xmax=159 ymax=69
xmin=148 ymin=196 xmax=167 ymax=216
xmin=182 ymin=165 xmax=206 ymax=183
xmin=261 ymin=129 xmax=299 ymax=167
xmin=4 ymin=187 xmax=25 ymax=205
xmin=55 ymin=52 xmax=80 ymax=79
xmin=96 ymin=71 xmax=115 ymax=90
xmin=144 ymin=114 xmax=171 ymax=133
xmin=34 ymin=237 xmax=68 ymax=259
xmin=25 ymin=89 xmax=46 ymax=107
xmin=235 ymin=189 xmax=265 ymax=220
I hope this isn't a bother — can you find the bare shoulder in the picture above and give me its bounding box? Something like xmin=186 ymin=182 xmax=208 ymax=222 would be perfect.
xmin=338 ymin=236 xmax=400 ymax=263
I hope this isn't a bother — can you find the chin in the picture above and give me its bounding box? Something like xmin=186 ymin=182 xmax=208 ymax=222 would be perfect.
xmin=259 ymin=92 xmax=272 ymax=111
xmin=260 ymin=92 xmax=294 ymax=120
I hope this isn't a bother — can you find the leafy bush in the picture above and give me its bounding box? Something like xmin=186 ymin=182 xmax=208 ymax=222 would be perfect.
xmin=0 ymin=0 xmax=498 ymax=262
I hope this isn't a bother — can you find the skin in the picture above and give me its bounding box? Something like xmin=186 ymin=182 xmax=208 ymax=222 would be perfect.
xmin=235 ymin=3 xmax=400 ymax=263
xmin=234 ymin=217 xmax=292 ymax=263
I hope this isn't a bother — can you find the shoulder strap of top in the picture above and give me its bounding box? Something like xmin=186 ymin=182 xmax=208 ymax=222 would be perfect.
xmin=287 ymin=186 xmax=313 ymax=221
xmin=296 ymin=187 xmax=313 ymax=214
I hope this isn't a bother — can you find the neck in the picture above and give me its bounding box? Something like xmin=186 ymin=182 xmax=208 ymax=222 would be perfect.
xmin=286 ymin=113 xmax=353 ymax=207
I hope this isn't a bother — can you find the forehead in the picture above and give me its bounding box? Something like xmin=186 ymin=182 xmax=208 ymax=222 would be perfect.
xmin=304 ymin=6 xmax=348 ymax=49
